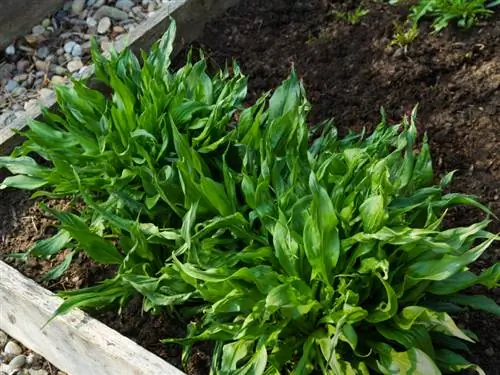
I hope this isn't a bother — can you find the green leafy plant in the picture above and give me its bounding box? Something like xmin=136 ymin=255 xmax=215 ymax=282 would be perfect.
xmin=389 ymin=0 xmax=500 ymax=32
xmin=391 ymin=21 xmax=420 ymax=50
xmin=1 ymin=20 xmax=499 ymax=375
xmin=0 ymin=21 xmax=247 ymax=275
xmin=335 ymin=6 xmax=370 ymax=25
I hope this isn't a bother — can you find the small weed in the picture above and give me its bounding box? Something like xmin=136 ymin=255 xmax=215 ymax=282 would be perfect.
xmin=334 ymin=6 xmax=370 ymax=25
xmin=391 ymin=21 xmax=420 ymax=50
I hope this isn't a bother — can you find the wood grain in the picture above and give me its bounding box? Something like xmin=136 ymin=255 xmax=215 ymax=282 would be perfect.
xmin=0 ymin=261 xmax=186 ymax=375
xmin=0 ymin=0 xmax=65 ymax=49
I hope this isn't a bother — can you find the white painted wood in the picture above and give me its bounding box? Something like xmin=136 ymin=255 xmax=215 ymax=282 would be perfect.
xmin=0 ymin=261 xmax=186 ymax=375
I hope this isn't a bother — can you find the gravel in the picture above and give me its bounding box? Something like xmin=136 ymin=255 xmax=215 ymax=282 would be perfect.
xmin=0 ymin=0 xmax=164 ymax=129
xmin=0 ymin=331 xmax=67 ymax=375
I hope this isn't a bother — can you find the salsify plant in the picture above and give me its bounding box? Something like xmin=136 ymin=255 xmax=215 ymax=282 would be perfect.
xmin=388 ymin=0 xmax=500 ymax=32
xmin=1 ymin=20 xmax=499 ymax=374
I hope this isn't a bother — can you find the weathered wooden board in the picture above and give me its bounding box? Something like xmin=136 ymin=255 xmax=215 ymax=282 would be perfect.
xmin=0 ymin=261 xmax=186 ymax=375
xmin=0 ymin=0 xmax=66 ymax=50
xmin=0 ymin=0 xmax=239 ymax=155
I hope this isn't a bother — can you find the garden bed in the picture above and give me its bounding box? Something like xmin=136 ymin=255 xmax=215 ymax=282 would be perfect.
xmin=0 ymin=0 xmax=499 ymax=374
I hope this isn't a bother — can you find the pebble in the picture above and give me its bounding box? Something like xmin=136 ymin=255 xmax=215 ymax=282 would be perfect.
xmin=64 ymin=41 xmax=76 ymax=54
xmin=16 ymin=59 xmax=30 ymax=72
xmin=13 ymin=74 xmax=28 ymax=82
xmin=93 ymin=5 xmax=129 ymax=21
xmin=12 ymin=87 xmax=27 ymax=97
xmin=4 ymin=341 xmax=22 ymax=355
xmin=54 ymin=65 xmax=67 ymax=75
xmin=51 ymin=75 xmax=66 ymax=85
xmin=115 ymin=0 xmax=134 ymax=10
xmin=36 ymin=46 xmax=50 ymax=59
xmin=0 ymin=331 xmax=7 ymax=347
xmin=86 ymin=16 xmax=97 ymax=28
xmin=5 ymin=45 xmax=15 ymax=55
xmin=32 ymin=25 xmax=46 ymax=36
xmin=71 ymin=0 xmax=86 ymax=15
xmin=97 ymin=17 xmax=112 ymax=34
xmin=5 ymin=80 xmax=19 ymax=92
xmin=35 ymin=60 xmax=49 ymax=71
xmin=67 ymin=59 xmax=83 ymax=73
xmin=112 ymin=25 xmax=125 ymax=34
xmin=0 ymin=363 xmax=9 ymax=373
xmin=71 ymin=44 xmax=83 ymax=57
xmin=8 ymin=354 xmax=27 ymax=369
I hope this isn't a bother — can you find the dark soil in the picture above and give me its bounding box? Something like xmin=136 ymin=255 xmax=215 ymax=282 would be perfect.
xmin=1 ymin=0 xmax=499 ymax=374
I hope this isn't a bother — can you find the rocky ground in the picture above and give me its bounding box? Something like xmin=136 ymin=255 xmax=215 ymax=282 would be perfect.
xmin=0 ymin=0 xmax=166 ymax=128
xmin=0 ymin=330 xmax=66 ymax=375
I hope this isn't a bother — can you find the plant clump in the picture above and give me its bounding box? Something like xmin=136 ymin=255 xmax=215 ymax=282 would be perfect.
xmin=1 ymin=20 xmax=499 ymax=375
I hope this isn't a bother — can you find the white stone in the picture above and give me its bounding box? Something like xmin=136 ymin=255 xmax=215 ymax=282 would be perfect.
xmin=97 ymin=17 xmax=111 ymax=34
xmin=86 ymin=16 xmax=97 ymax=28
xmin=4 ymin=341 xmax=22 ymax=355
xmin=71 ymin=0 xmax=86 ymax=15
xmin=64 ymin=41 xmax=76 ymax=54
xmin=67 ymin=59 xmax=84 ymax=73
xmin=32 ymin=25 xmax=45 ymax=36
xmin=72 ymin=44 xmax=83 ymax=57
xmin=5 ymin=45 xmax=15 ymax=55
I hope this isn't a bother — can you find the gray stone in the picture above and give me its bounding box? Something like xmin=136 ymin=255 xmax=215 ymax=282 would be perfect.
xmin=32 ymin=25 xmax=46 ymax=36
xmin=91 ymin=0 xmax=105 ymax=7
xmin=94 ymin=5 xmax=129 ymax=21
xmin=4 ymin=341 xmax=22 ymax=356
xmin=71 ymin=44 xmax=83 ymax=57
xmin=5 ymin=45 xmax=15 ymax=56
xmin=115 ymin=0 xmax=134 ymax=10
xmin=97 ymin=17 xmax=112 ymax=34
xmin=0 ymin=331 xmax=7 ymax=348
xmin=12 ymin=87 xmax=27 ymax=97
xmin=67 ymin=59 xmax=83 ymax=73
xmin=52 ymin=65 xmax=67 ymax=75
xmin=72 ymin=0 xmax=86 ymax=15
xmin=64 ymin=41 xmax=76 ymax=54
xmin=16 ymin=59 xmax=30 ymax=72
xmin=35 ymin=60 xmax=49 ymax=71
xmin=36 ymin=46 xmax=50 ymax=59
xmin=5 ymin=80 xmax=19 ymax=92
xmin=0 ymin=63 xmax=15 ymax=79
xmin=13 ymin=74 xmax=28 ymax=82
xmin=86 ymin=16 xmax=97 ymax=28
xmin=7 ymin=354 xmax=26 ymax=369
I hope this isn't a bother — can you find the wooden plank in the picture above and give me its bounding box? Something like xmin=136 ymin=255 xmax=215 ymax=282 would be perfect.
xmin=0 ymin=260 xmax=186 ymax=375
xmin=0 ymin=0 xmax=65 ymax=50
xmin=0 ymin=0 xmax=239 ymax=155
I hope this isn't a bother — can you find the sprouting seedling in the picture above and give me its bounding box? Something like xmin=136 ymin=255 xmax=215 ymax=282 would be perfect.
xmin=334 ymin=6 xmax=370 ymax=25
xmin=390 ymin=21 xmax=419 ymax=52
